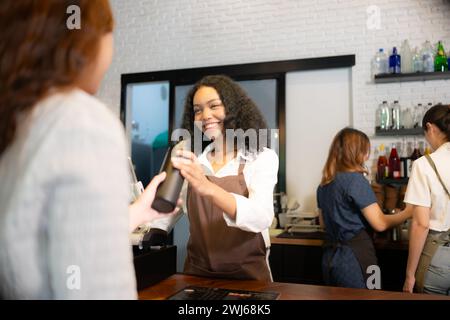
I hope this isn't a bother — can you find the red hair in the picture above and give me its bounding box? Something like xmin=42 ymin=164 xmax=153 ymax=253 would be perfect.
xmin=0 ymin=0 xmax=114 ymax=155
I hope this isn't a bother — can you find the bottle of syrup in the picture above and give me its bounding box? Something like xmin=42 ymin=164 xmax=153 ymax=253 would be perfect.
xmin=388 ymin=144 xmax=401 ymax=179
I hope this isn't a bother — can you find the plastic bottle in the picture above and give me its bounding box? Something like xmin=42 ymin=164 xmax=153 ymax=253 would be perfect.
xmin=400 ymin=40 xmax=413 ymax=73
xmin=412 ymin=47 xmax=423 ymax=72
xmin=402 ymin=105 xmax=414 ymax=129
xmin=380 ymin=49 xmax=389 ymax=74
xmin=151 ymin=142 xmax=186 ymax=213
xmin=391 ymin=100 xmax=401 ymax=130
xmin=372 ymin=49 xmax=386 ymax=78
xmin=376 ymin=101 xmax=389 ymax=130
xmin=421 ymin=41 xmax=435 ymax=72
xmin=381 ymin=101 xmax=391 ymax=130
xmin=389 ymin=47 xmax=401 ymax=74
xmin=434 ymin=41 xmax=448 ymax=72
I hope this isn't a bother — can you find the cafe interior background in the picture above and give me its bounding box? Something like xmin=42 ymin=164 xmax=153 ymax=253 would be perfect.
xmin=97 ymin=0 xmax=450 ymax=289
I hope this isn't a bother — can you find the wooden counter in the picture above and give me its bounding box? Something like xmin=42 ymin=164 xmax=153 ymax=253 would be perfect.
xmin=270 ymin=234 xmax=410 ymax=250
xmin=138 ymin=274 xmax=449 ymax=300
xmin=269 ymin=235 xmax=410 ymax=290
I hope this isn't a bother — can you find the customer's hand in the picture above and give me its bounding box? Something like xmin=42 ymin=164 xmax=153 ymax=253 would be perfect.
xmin=171 ymin=150 xmax=215 ymax=197
xmin=394 ymin=205 xmax=413 ymax=220
xmin=403 ymin=275 xmax=415 ymax=293
xmin=129 ymin=172 xmax=181 ymax=232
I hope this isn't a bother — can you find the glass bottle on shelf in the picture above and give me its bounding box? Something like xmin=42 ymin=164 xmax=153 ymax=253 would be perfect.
xmin=388 ymin=143 xmax=401 ymax=179
xmin=400 ymin=139 xmax=409 ymax=178
xmin=418 ymin=140 xmax=425 ymax=155
xmin=448 ymin=50 xmax=450 ymax=71
xmin=413 ymin=103 xmax=423 ymax=128
xmin=412 ymin=47 xmax=423 ymax=73
xmin=402 ymin=105 xmax=414 ymax=129
xmin=411 ymin=139 xmax=422 ymax=160
xmin=375 ymin=101 xmax=382 ymax=129
xmin=435 ymin=41 xmax=448 ymax=72
xmin=389 ymin=47 xmax=401 ymax=74
xmin=377 ymin=144 xmax=388 ymax=181
xmin=408 ymin=139 xmax=422 ymax=177
xmin=381 ymin=101 xmax=391 ymax=130
xmin=422 ymin=41 xmax=435 ymax=72
xmin=391 ymin=100 xmax=401 ymax=130
xmin=371 ymin=48 xmax=389 ymax=77
xmin=406 ymin=140 xmax=413 ymax=156
xmin=400 ymin=39 xmax=413 ymax=73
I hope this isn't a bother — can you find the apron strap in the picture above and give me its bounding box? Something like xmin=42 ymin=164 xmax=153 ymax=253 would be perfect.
xmin=415 ymin=229 xmax=450 ymax=293
xmin=425 ymin=154 xmax=450 ymax=199
xmin=416 ymin=155 xmax=450 ymax=292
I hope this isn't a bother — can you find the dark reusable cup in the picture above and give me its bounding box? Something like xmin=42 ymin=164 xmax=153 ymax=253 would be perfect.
xmin=151 ymin=145 xmax=185 ymax=213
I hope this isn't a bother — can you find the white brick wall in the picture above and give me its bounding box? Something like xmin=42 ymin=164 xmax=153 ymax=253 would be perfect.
xmin=98 ymin=0 xmax=450 ymax=167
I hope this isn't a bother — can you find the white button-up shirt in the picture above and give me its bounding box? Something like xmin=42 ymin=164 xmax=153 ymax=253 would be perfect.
xmin=151 ymin=144 xmax=279 ymax=248
xmin=404 ymin=142 xmax=450 ymax=231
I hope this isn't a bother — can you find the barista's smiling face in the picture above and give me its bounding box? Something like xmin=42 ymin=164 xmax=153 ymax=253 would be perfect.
xmin=192 ymin=86 xmax=226 ymax=140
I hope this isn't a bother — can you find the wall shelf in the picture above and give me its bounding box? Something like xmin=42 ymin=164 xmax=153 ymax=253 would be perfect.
xmin=374 ymin=71 xmax=450 ymax=83
xmin=376 ymin=178 xmax=409 ymax=185
xmin=375 ymin=127 xmax=423 ymax=136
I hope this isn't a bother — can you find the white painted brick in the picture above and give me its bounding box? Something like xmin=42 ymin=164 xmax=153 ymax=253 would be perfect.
xmin=100 ymin=0 xmax=450 ymax=148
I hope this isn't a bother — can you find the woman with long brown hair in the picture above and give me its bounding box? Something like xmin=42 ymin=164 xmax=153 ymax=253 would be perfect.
xmin=0 ymin=0 xmax=177 ymax=299
xmin=317 ymin=128 xmax=411 ymax=289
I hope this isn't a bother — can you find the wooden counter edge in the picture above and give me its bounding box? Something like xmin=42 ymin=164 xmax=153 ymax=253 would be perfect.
xmin=270 ymin=236 xmax=409 ymax=250
xmin=138 ymin=274 xmax=450 ymax=301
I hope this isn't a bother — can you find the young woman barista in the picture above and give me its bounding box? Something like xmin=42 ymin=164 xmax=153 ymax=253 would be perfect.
xmin=403 ymin=104 xmax=450 ymax=295
xmin=152 ymin=75 xmax=279 ymax=281
xmin=317 ymin=128 xmax=412 ymax=289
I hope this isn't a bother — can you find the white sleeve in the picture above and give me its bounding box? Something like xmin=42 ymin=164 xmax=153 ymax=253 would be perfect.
xmin=404 ymin=159 xmax=432 ymax=208
xmin=223 ymin=149 xmax=278 ymax=233
xmin=45 ymin=113 xmax=137 ymax=299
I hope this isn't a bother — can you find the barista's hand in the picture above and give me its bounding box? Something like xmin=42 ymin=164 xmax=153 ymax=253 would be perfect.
xmin=129 ymin=172 xmax=181 ymax=232
xmin=403 ymin=275 xmax=415 ymax=293
xmin=171 ymin=150 xmax=215 ymax=197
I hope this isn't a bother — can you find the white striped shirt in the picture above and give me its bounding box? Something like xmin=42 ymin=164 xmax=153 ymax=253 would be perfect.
xmin=0 ymin=89 xmax=136 ymax=299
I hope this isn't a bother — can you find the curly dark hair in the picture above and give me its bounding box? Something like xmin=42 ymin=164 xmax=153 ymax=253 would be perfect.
xmin=0 ymin=0 xmax=114 ymax=156
xmin=180 ymin=75 xmax=269 ymax=154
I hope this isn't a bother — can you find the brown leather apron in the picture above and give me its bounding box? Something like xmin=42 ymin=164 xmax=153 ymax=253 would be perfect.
xmin=183 ymin=162 xmax=271 ymax=281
